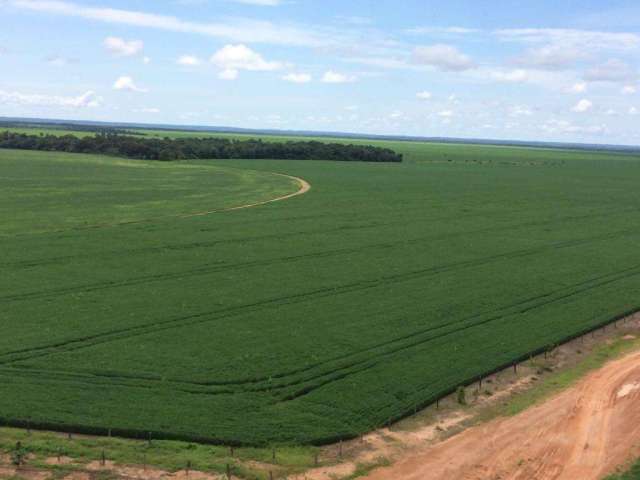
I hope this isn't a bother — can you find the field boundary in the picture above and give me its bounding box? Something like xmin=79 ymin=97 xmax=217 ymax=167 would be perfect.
xmin=1 ymin=307 xmax=638 ymax=447
xmin=9 ymin=170 xmax=311 ymax=236
xmin=184 ymin=172 xmax=311 ymax=217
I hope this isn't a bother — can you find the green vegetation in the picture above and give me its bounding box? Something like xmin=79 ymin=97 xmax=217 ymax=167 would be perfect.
xmin=606 ymin=461 xmax=640 ymax=480
xmin=0 ymin=131 xmax=403 ymax=162
xmin=0 ymin=149 xmax=299 ymax=235
xmin=3 ymin=133 xmax=640 ymax=446
xmin=0 ymin=426 xmax=317 ymax=479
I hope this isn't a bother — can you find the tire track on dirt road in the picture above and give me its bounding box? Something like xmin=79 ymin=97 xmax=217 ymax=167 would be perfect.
xmin=363 ymin=349 xmax=640 ymax=480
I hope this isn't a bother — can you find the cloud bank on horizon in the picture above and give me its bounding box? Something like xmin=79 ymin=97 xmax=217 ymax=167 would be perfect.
xmin=1 ymin=0 xmax=639 ymax=144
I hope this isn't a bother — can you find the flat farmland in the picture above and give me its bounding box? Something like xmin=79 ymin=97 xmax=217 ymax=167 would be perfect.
xmin=3 ymin=141 xmax=640 ymax=445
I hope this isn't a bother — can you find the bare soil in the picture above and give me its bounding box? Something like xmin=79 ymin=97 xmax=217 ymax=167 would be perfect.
xmin=363 ymin=336 xmax=640 ymax=479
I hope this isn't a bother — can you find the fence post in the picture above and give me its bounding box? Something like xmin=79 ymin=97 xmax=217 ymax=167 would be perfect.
xmin=226 ymin=463 xmax=231 ymax=479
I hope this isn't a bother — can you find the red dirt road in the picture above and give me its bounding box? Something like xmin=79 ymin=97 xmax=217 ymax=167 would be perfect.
xmin=364 ymin=350 xmax=640 ymax=480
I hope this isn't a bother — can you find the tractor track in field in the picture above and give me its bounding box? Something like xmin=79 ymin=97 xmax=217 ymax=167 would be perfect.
xmin=3 ymin=263 xmax=640 ymax=402
xmin=2 ymin=230 xmax=640 ymax=366
xmin=2 ymin=205 xmax=636 ymax=271
xmin=3 ymin=222 xmax=640 ymax=305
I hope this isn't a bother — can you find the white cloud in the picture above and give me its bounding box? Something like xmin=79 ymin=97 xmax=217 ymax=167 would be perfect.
xmin=282 ymin=72 xmax=312 ymax=83
xmin=113 ymin=75 xmax=147 ymax=92
xmin=473 ymin=67 xmax=579 ymax=90
xmin=630 ymin=107 xmax=639 ymax=115
xmin=177 ymin=55 xmax=202 ymax=66
xmin=135 ymin=107 xmax=160 ymax=113
xmin=344 ymin=56 xmax=412 ymax=70
xmin=569 ymin=82 xmax=588 ymax=94
xmin=0 ymin=89 xmax=102 ymax=108
xmin=509 ymin=105 xmax=533 ymax=117
xmin=103 ymin=36 xmax=143 ymax=57
xmin=45 ymin=55 xmax=70 ymax=66
xmin=572 ymin=98 xmax=593 ymax=113
xmin=219 ymin=69 xmax=238 ymax=80
xmin=8 ymin=0 xmax=327 ymax=47
xmin=622 ymin=85 xmax=637 ymax=94
xmin=322 ymin=70 xmax=356 ymax=83
xmin=494 ymin=28 xmax=640 ymax=52
xmin=584 ymin=59 xmax=637 ymax=83
xmin=416 ymin=91 xmax=432 ymax=100
xmin=438 ymin=110 xmax=454 ymax=117
xmin=335 ymin=15 xmax=373 ymax=26
xmin=514 ymin=44 xmax=586 ymax=70
xmin=389 ymin=111 xmax=403 ymax=119
xmin=491 ymin=69 xmax=529 ymax=83
xmin=413 ymin=44 xmax=475 ymax=71
xmin=542 ymin=118 xmax=607 ymax=135
xmin=210 ymin=44 xmax=282 ymax=79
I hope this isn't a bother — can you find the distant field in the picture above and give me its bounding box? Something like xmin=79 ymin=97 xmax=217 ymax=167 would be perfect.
xmin=0 ymin=149 xmax=299 ymax=235
xmin=3 ymin=136 xmax=640 ymax=445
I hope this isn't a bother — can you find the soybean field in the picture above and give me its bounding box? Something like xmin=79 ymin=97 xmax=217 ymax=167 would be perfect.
xmin=3 ymin=139 xmax=640 ymax=445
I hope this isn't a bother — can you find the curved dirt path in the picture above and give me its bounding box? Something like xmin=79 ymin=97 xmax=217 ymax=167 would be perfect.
xmin=363 ymin=349 xmax=640 ymax=480
xmin=185 ymin=172 xmax=310 ymax=217
xmin=24 ymin=172 xmax=311 ymax=235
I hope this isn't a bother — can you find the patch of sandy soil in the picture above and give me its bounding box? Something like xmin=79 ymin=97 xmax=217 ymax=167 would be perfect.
xmin=362 ymin=347 xmax=640 ymax=480
xmin=61 ymin=472 xmax=91 ymax=480
xmin=1 ymin=467 xmax=51 ymax=480
xmin=84 ymin=460 xmax=225 ymax=480
xmin=44 ymin=456 xmax=75 ymax=465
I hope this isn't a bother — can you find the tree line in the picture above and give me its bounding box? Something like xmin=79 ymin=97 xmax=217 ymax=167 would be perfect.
xmin=0 ymin=131 xmax=403 ymax=163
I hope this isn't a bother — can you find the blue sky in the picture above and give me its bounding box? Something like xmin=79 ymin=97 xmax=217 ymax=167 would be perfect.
xmin=1 ymin=0 xmax=639 ymax=144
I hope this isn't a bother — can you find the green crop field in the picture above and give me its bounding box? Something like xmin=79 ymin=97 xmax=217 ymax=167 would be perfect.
xmin=3 ymin=137 xmax=640 ymax=446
